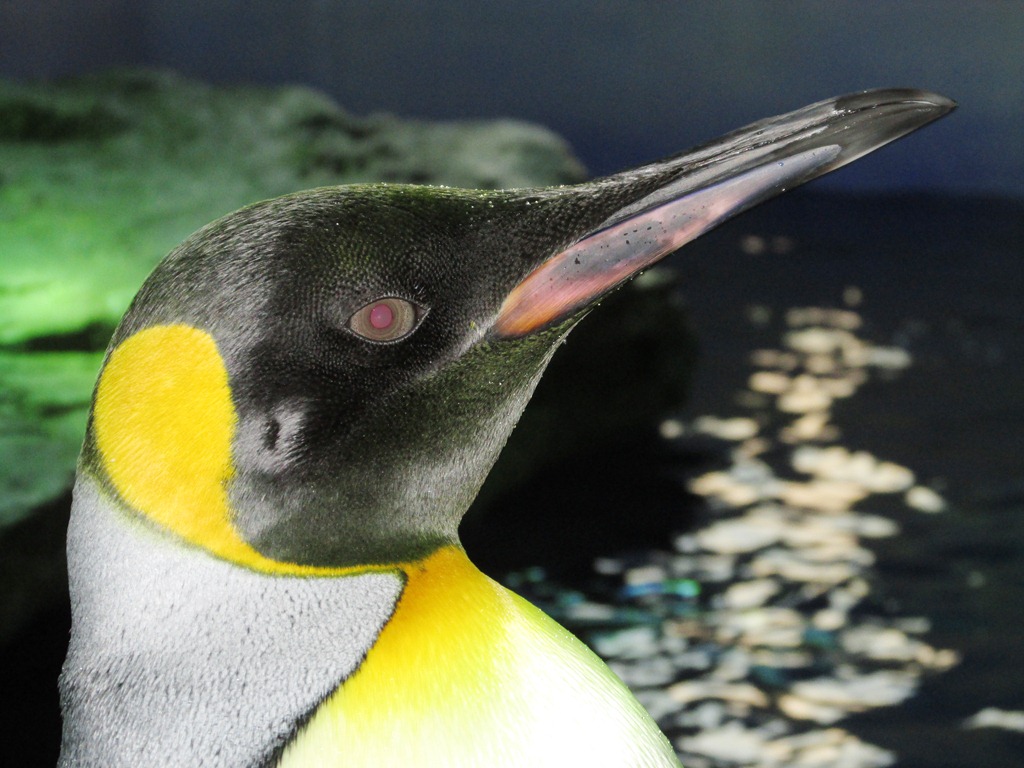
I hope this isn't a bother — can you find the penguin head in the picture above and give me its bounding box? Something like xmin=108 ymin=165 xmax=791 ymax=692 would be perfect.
xmin=82 ymin=90 xmax=953 ymax=570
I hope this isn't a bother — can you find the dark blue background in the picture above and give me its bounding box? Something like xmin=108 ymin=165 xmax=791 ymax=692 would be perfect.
xmin=1 ymin=1 xmax=1019 ymax=199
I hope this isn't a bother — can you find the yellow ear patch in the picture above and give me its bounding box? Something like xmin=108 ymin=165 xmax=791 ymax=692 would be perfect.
xmin=93 ymin=324 xmax=370 ymax=577
xmin=94 ymin=325 xmax=241 ymax=559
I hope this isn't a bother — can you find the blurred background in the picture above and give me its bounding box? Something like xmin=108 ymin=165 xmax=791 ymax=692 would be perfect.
xmin=2 ymin=1 xmax=1021 ymax=198
xmin=1 ymin=3 xmax=1021 ymax=767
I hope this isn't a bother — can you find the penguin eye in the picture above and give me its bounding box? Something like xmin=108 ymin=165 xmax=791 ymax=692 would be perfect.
xmin=347 ymin=297 xmax=424 ymax=343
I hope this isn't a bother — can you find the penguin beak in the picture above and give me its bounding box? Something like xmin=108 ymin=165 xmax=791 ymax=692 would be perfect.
xmin=492 ymin=89 xmax=954 ymax=339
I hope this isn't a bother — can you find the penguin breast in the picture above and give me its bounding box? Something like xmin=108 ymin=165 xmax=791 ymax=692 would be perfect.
xmin=278 ymin=546 xmax=681 ymax=767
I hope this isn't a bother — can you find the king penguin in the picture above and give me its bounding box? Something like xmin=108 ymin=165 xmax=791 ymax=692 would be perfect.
xmin=58 ymin=90 xmax=952 ymax=767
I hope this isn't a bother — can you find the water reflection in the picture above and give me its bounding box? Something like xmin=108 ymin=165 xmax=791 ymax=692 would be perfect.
xmin=510 ymin=291 xmax=967 ymax=767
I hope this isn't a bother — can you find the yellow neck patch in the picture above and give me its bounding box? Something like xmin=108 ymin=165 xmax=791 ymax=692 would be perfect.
xmin=92 ymin=324 xmax=381 ymax=577
xmin=280 ymin=546 xmax=510 ymax=764
xmin=279 ymin=546 xmax=679 ymax=767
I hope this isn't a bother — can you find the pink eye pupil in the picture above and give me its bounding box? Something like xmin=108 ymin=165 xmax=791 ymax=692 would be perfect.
xmin=350 ymin=297 xmax=423 ymax=342
xmin=368 ymin=303 xmax=394 ymax=330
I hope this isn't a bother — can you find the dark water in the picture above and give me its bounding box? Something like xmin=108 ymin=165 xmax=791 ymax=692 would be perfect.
xmin=673 ymin=192 xmax=1023 ymax=766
